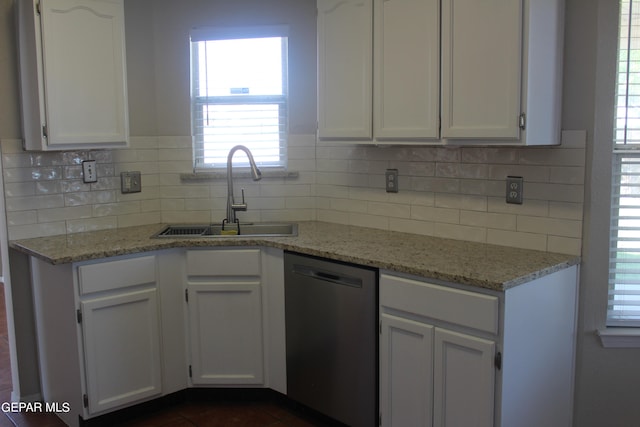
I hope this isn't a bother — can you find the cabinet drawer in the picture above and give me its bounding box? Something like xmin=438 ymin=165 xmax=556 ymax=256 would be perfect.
xmin=380 ymin=273 xmax=499 ymax=334
xmin=187 ymin=249 xmax=261 ymax=277
xmin=78 ymin=255 xmax=157 ymax=295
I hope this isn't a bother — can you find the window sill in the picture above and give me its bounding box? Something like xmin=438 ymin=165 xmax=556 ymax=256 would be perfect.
xmin=597 ymin=328 xmax=640 ymax=348
xmin=181 ymin=169 xmax=299 ymax=181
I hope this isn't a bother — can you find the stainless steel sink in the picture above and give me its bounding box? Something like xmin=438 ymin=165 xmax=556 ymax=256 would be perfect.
xmin=153 ymin=222 xmax=298 ymax=238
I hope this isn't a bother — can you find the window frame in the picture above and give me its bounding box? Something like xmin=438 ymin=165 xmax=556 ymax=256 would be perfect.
xmin=607 ymin=0 xmax=640 ymax=334
xmin=189 ymin=25 xmax=289 ymax=171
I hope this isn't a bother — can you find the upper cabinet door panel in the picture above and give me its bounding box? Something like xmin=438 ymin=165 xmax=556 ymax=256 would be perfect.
xmin=40 ymin=0 xmax=129 ymax=147
xmin=317 ymin=0 xmax=373 ymax=139
xmin=374 ymin=0 xmax=439 ymax=140
xmin=441 ymin=0 xmax=523 ymax=139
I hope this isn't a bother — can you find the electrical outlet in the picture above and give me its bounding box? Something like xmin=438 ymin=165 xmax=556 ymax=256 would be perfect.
xmin=506 ymin=176 xmax=523 ymax=204
xmin=82 ymin=160 xmax=97 ymax=183
xmin=121 ymin=171 xmax=142 ymax=193
xmin=385 ymin=169 xmax=399 ymax=193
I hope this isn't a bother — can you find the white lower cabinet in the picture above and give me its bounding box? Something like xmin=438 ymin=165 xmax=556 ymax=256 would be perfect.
xmin=30 ymin=253 xmax=167 ymax=426
xmin=77 ymin=255 xmax=162 ymax=415
xmin=29 ymin=247 xmax=286 ymax=427
xmin=380 ymin=266 xmax=579 ymax=427
xmin=379 ymin=275 xmax=496 ymax=427
xmin=185 ymin=248 xmax=286 ymax=389
xmin=187 ymin=281 xmax=263 ymax=385
xmin=433 ymin=329 xmax=494 ymax=427
xmin=80 ymin=288 xmax=162 ymax=414
xmin=380 ymin=314 xmax=434 ymax=426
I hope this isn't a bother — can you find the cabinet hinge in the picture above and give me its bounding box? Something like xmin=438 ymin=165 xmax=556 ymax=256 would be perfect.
xmin=76 ymin=309 xmax=82 ymax=324
xmin=42 ymin=125 xmax=48 ymax=138
xmin=185 ymin=289 xmax=189 ymax=303
xmin=495 ymin=351 xmax=502 ymax=370
xmin=36 ymin=1 xmax=41 ymax=15
xmin=83 ymin=394 xmax=88 ymax=408
xmin=379 ymin=412 xmax=382 ymax=426
xmin=519 ymin=113 xmax=526 ymax=130
xmin=379 ymin=320 xmax=382 ymax=335
xmin=188 ymin=365 xmax=192 ymax=378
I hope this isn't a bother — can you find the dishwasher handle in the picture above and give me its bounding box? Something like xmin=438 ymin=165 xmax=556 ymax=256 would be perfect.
xmin=292 ymin=264 xmax=363 ymax=288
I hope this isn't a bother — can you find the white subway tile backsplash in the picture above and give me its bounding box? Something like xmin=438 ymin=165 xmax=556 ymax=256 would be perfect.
xmin=460 ymin=211 xmax=517 ymax=231
xmin=488 ymin=164 xmax=550 ymax=182
xmin=549 ymin=201 xmax=584 ymax=220
xmin=1 ymin=131 xmax=586 ymax=255
xmin=117 ymin=212 xmax=162 ymax=228
xmin=38 ymin=206 xmax=93 ymax=223
xmin=6 ymin=211 xmax=37 ymax=226
xmin=517 ymin=215 xmax=582 ymax=238
xmin=487 ymin=197 xmax=549 ymax=217
xmin=6 ymin=194 xmax=65 ymax=211
xmin=348 ymin=212 xmax=389 ymax=229
xmin=65 ymin=191 xmax=117 ymax=207
xmin=549 ymin=166 xmax=586 ymax=184
xmin=93 ymin=201 xmax=143 ymax=217
xmin=435 ymin=193 xmax=487 ymax=212
xmin=368 ymin=201 xmax=411 ymax=219
xmin=433 ymin=223 xmax=487 ymax=243
xmin=389 ymin=218 xmax=435 ymax=236
xmin=411 ymin=205 xmax=460 ymax=224
xmin=547 ymin=235 xmax=582 ymax=255
xmin=66 ymin=217 xmax=118 ymax=234
xmin=487 ymin=229 xmax=548 ymax=251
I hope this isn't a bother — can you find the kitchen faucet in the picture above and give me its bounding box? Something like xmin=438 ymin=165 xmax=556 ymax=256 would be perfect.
xmin=224 ymin=145 xmax=262 ymax=229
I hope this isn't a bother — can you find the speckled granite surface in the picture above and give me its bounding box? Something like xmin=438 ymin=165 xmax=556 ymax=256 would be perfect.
xmin=9 ymin=221 xmax=580 ymax=291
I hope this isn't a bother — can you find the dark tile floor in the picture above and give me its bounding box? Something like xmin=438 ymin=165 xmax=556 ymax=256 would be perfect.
xmin=0 ymin=284 xmax=338 ymax=427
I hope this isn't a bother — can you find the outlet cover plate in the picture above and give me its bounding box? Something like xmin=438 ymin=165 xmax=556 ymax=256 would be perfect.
xmin=506 ymin=176 xmax=523 ymax=204
xmin=385 ymin=169 xmax=399 ymax=193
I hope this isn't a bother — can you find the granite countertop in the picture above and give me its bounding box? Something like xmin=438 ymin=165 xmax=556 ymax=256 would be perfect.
xmin=9 ymin=221 xmax=580 ymax=291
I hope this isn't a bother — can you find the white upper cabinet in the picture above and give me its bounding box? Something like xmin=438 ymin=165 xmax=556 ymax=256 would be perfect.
xmin=440 ymin=0 xmax=522 ymax=140
xmin=317 ymin=0 xmax=565 ymax=146
xmin=17 ymin=0 xmax=129 ymax=151
xmin=442 ymin=0 xmax=565 ymax=145
xmin=317 ymin=0 xmax=373 ymax=139
xmin=374 ymin=0 xmax=440 ymax=140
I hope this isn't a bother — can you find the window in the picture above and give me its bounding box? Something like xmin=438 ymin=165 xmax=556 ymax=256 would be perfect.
xmin=190 ymin=26 xmax=289 ymax=170
xmin=610 ymin=0 xmax=640 ymax=326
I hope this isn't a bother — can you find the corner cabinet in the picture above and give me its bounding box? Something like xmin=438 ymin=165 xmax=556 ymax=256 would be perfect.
xmin=380 ymin=265 xmax=579 ymax=427
xmin=17 ymin=0 xmax=129 ymax=151
xmin=185 ymin=249 xmax=265 ymax=386
xmin=317 ymin=0 xmax=564 ymax=146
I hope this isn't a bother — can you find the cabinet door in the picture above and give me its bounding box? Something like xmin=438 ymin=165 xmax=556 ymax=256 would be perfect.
xmin=433 ymin=329 xmax=495 ymax=427
xmin=380 ymin=313 xmax=434 ymax=427
xmin=441 ymin=0 xmax=522 ymax=139
xmin=374 ymin=0 xmax=439 ymax=139
xmin=317 ymin=0 xmax=373 ymax=139
xmin=188 ymin=282 xmax=264 ymax=385
xmin=81 ymin=288 xmax=162 ymax=415
xmin=39 ymin=0 xmax=128 ymax=147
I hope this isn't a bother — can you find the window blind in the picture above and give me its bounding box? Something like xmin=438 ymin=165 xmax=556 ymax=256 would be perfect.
xmin=609 ymin=0 xmax=640 ymax=326
xmin=190 ymin=26 xmax=288 ymax=170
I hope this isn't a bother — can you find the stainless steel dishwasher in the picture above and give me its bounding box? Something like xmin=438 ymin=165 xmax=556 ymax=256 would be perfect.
xmin=284 ymin=252 xmax=377 ymax=427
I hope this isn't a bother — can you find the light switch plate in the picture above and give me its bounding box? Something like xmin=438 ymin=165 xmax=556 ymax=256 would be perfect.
xmin=82 ymin=160 xmax=97 ymax=183
xmin=121 ymin=171 xmax=141 ymax=193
